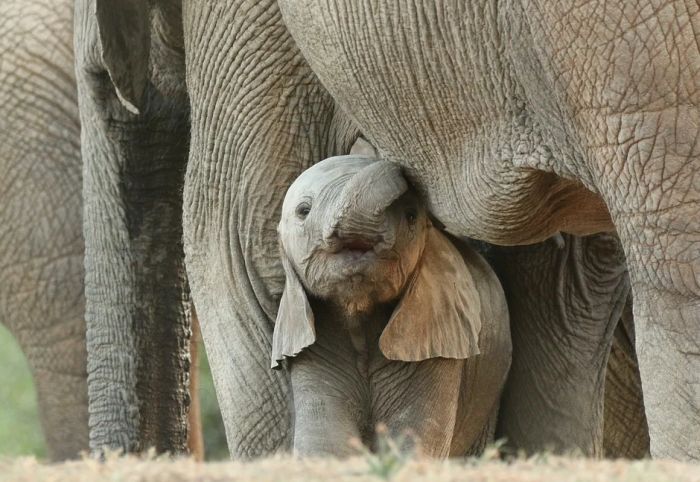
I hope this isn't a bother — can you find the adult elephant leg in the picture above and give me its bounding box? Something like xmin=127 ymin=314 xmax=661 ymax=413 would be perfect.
xmin=182 ymin=0 xmax=358 ymax=457
xmin=492 ymin=233 xmax=629 ymax=456
xmin=30 ymin=349 xmax=87 ymax=460
xmin=603 ymin=297 xmax=650 ymax=459
xmin=607 ymin=137 xmax=700 ymax=459
xmin=74 ymin=0 xmax=192 ymax=454
xmin=0 ymin=0 xmax=87 ymax=460
xmin=507 ymin=0 xmax=699 ymax=460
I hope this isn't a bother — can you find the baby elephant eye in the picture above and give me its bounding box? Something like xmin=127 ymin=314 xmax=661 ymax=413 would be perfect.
xmin=296 ymin=203 xmax=311 ymax=220
xmin=405 ymin=208 xmax=418 ymax=225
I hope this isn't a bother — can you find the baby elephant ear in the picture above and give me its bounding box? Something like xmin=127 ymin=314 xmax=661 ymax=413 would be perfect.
xmin=379 ymin=229 xmax=482 ymax=361
xmin=271 ymin=250 xmax=316 ymax=369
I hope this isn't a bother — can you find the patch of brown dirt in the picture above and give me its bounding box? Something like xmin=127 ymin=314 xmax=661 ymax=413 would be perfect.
xmin=1 ymin=454 xmax=698 ymax=482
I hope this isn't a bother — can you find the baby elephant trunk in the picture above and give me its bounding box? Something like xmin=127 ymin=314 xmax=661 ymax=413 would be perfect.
xmin=326 ymin=160 xmax=408 ymax=248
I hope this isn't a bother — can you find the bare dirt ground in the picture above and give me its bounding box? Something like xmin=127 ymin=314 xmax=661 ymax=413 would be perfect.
xmin=2 ymin=452 xmax=699 ymax=482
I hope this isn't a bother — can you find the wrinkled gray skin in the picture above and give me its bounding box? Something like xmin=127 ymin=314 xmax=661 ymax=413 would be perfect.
xmin=486 ymin=234 xmax=649 ymax=457
xmin=274 ymin=155 xmax=511 ymax=456
xmin=180 ymin=0 xmax=360 ymax=456
xmin=80 ymin=0 xmax=653 ymax=459
xmin=604 ymin=298 xmax=650 ymax=459
xmin=0 ymin=0 xmax=87 ymax=460
xmin=2 ymin=0 xmax=645 ymax=460
xmin=279 ymin=0 xmax=699 ymax=460
xmin=182 ymin=0 xmax=652 ymax=458
xmin=73 ymin=0 xmax=193 ymax=453
xmin=0 ymin=0 xmax=207 ymax=459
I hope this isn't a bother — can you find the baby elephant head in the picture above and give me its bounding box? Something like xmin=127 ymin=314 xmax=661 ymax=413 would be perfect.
xmin=272 ymin=155 xmax=483 ymax=368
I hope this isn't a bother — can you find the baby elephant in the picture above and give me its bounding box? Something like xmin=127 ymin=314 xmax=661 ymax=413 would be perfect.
xmin=273 ymin=155 xmax=511 ymax=457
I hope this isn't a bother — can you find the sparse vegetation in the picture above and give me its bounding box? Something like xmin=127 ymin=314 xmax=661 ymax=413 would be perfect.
xmin=196 ymin=341 xmax=229 ymax=460
xmin=350 ymin=424 xmax=415 ymax=480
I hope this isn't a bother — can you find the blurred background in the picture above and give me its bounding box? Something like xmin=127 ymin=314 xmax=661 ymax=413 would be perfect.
xmin=0 ymin=325 xmax=229 ymax=460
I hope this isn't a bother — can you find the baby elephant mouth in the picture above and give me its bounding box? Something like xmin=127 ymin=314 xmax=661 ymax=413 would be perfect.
xmin=324 ymin=235 xmax=388 ymax=264
xmin=340 ymin=238 xmax=376 ymax=253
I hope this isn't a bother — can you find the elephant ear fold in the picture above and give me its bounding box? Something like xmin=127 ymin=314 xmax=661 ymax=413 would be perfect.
xmin=379 ymin=228 xmax=482 ymax=361
xmin=271 ymin=249 xmax=316 ymax=369
xmin=96 ymin=0 xmax=150 ymax=114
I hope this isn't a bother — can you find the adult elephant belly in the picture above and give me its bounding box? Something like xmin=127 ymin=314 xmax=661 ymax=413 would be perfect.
xmin=278 ymin=0 xmax=614 ymax=246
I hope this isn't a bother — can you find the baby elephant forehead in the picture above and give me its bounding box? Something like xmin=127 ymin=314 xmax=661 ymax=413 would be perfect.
xmin=284 ymin=155 xmax=377 ymax=203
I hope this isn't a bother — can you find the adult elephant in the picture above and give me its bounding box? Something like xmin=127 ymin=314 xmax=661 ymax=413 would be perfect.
xmin=0 ymin=0 xmax=209 ymax=459
xmin=180 ymin=0 xmax=657 ymax=459
xmin=0 ymin=0 xmax=87 ymax=460
xmin=277 ymin=0 xmax=699 ymax=460
xmin=80 ymin=0 xmax=654 ymax=459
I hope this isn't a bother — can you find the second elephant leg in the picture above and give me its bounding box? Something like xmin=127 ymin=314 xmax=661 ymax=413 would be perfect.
xmin=492 ymin=233 xmax=629 ymax=456
xmin=0 ymin=0 xmax=87 ymax=461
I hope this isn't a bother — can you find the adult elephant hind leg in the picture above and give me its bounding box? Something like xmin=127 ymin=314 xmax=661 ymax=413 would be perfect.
xmin=512 ymin=0 xmax=700 ymax=459
xmin=613 ymin=200 xmax=699 ymax=459
xmin=492 ymin=233 xmax=630 ymax=457
xmin=619 ymin=227 xmax=699 ymax=460
xmin=599 ymin=109 xmax=699 ymax=460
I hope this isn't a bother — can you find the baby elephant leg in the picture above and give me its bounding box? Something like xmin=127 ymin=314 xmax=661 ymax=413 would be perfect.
xmin=371 ymin=358 xmax=464 ymax=458
xmin=290 ymin=348 xmax=368 ymax=457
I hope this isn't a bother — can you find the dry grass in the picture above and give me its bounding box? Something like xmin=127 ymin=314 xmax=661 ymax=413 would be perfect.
xmin=1 ymin=451 xmax=699 ymax=482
